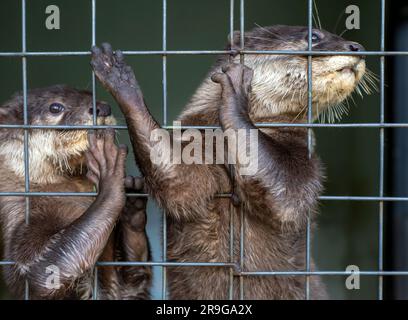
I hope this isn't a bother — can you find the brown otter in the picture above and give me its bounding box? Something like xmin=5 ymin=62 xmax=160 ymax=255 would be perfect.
xmin=0 ymin=85 xmax=151 ymax=299
xmin=90 ymin=25 xmax=370 ymax=299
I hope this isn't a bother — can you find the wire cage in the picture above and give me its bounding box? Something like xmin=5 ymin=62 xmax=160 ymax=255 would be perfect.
xmin=0 ymin=0 xmax=405 ymax=300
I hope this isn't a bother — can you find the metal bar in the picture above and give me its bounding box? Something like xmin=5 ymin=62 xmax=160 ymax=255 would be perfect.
xmin=1 ymin=256 xmax=408 ymax=276
xmin=0 ymin=50 xmax=407 ymax=57
xmin=91 ymin=0 xmax=98 ymax=300
xmin=228 ymin=0 xmax=235 ymax=301
xmin=91 ymin=0 xmax=97 ymax=127
xmin=161 ymin=0 xmax=168 ymax=301
xmin=0 ymin=261 xmax=236 ymax=267
xmin=93 ymin=266 xmax=98 ymax=300
xmin=2 ymin=192 xmax=408 ymax=202
xmin=21 ymin=0 xmax=30 ymax=301
xmin=378 ymin=0 xmax=386 ymax=301
xmin=305 ymin=0 xmax=313 ymax=301
xmin=7 ymin=122 xmax=408 ymax=130
xmin=238 ymin=0 xmax=245 ymax=301
xmin=2 ymin=257 xmax=408 ymax=276
xmin=240 ymin=271 xmax=408 ymax=276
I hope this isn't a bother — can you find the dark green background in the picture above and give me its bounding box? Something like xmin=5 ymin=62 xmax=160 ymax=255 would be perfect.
xmin=0 ymin=0 xmax=384 ymax=299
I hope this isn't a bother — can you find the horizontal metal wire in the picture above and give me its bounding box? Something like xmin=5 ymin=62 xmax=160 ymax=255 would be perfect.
xmin=0 ymin=261 xmax=235 ymax=267
xmin=0 ymin=50 xmax=408 ymax=57
xmin=97 ymin=262 xmax=234 ymax=267
xmin=1 ymin=259 xmax=407 ymax=276
xmin=0 ymin=192 xmax=407 ymax=202
xmin=240 ymin=271 xmax=408 ymax=276
xmin=4 ymin=123 xmax=408 ymax=130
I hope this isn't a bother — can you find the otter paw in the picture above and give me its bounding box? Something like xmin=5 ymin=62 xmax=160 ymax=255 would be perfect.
xmin=85 ymin=128 xmax=127 ymax=201
xmin=91 ymin=43 xmax=144 ymax=106
xmin=122 ymin=176 xmax=147 ymax=231
xmin=211 ymin=63 xmax=253 ymax=98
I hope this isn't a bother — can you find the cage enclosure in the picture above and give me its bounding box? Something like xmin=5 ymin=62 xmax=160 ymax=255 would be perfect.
xmin=0 ymin=0 xmax=406 ymax=300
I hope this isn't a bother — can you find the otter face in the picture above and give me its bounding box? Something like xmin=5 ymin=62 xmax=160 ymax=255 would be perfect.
xmin=229 ymin=25 xmax=373 ymax=122
xmin=0 ymin=85 xmax=117 ymax=179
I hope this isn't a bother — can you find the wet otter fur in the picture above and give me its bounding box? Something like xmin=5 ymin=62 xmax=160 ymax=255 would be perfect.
xmin=90 ymin=25 xmax=372 ymax=299
xmin=0 ymin=85 xmax=151 ymax=299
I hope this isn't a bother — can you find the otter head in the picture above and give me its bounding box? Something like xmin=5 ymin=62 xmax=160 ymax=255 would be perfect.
xmin=0 ymin=85 xmax=116 ymax=183
xmin=227 ymin=25 xmax=374 ymax=122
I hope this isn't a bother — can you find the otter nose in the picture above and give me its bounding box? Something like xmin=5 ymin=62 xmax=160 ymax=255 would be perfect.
xmin=89 ymin=103 xmax=111 ymax=117
xmin=347 ymin=42 xmax=365 ymax=52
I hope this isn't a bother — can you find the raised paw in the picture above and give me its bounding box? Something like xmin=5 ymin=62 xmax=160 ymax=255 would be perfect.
xmin=85 ymin=128 xmax=128 ymax=202
xmin=211 ymin=63 xmax=253 ymax=99
xmin=90 ymin=43 xmax=144 ymax=107
xmin=122 ymin=176 xmax=147 ymax=232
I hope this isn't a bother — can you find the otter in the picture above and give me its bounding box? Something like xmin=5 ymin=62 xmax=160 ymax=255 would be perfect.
xmin=90 ymin=25 xmax=369 ymax=299
xmin=0 ymin=85 xmax=151 ymax=299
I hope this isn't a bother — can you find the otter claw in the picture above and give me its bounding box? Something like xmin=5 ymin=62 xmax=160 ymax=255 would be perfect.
xmin=91 ymin=43 xmax=145 ymax=107
xmin=123 ymin=176 xmax=147 ymax=231
xmin=213 ymin=63 xmax=253 ymax=96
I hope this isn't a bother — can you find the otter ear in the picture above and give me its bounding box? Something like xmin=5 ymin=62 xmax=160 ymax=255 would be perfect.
xmin=227 ymin=31 xmax=243 ymax=50
xmin=0 ymin=107 xmax=10 ymax=124
xmin=0 ymin=105 xmax=21 ymax=124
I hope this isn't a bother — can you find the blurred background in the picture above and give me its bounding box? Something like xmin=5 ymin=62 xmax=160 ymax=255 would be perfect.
xmin=0 ymin=0 xmax=406 ymax=299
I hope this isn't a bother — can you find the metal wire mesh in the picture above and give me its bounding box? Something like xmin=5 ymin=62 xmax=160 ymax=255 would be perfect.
xmin=0 ymin=0 xmax=404 ymax=300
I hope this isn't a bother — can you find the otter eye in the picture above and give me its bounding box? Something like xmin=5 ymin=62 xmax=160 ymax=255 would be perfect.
xmin=310 ymin=31 xmax=322 ymax=43
xmin=49 ymin=103 xmax=65 ymax=114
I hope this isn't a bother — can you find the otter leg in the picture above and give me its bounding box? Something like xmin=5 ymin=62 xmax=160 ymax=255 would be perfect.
xmin=90 ymin=43 xmax=160 ymax=176
xmin=116 ymin=176 xmax=151 ymax=299
xmin=7 ymin=129 xmax=128 ymax=299
xmin=212 ymin=63 xmax=321 ymax=227
xmin=91 ymin=43 xmax=219 ymax=221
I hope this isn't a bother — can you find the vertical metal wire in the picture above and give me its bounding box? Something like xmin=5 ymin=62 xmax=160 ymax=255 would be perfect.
xmin=161 ymin=0 xmax=168 ymax=300
xmin=229 ymin=203 xmax=235 ymax=300
xmin=227 ymin=0 xmax=239 ymax=300
xmin=228 ymin=0 xmax=235 ymax=301
xmin=91 ymin=0 xmax=97 ymax=126
xmin=21 ymin=0 xmax=30 ymax=301
xmin=378 ymin=0 xmax=386 ymax=301
xmin=306 ymin=0 xmax=314 ymax=300
xmin=239 ymin=0 xmax=245 ymax=301
xmin=91 ymin=0 xmax=98 ymax=300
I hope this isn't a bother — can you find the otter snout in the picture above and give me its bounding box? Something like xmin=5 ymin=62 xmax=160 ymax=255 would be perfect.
xmin=344 ymin=41 xmax=365 ymax=60
xmin=88 ymin=103 xmax=111 ymax=117
xmin=347 ymin=42 xmax=364 ymax=52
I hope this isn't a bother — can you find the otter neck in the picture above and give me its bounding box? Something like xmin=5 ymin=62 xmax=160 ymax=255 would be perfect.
xmin=0 ymin=134 xmax=84 ymax=185
xmin=177 ymin=74 xmax=309 ymax=125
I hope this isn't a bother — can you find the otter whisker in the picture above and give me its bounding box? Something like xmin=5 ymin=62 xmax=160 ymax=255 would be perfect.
xmin=358 ymin=78 xmax=370 ymax=95
xmin=348 ymin=93 xmax=357 ymax=107
xmin=313 ymin=16 xmax=320 ymax=31
xmin=339 ymin=29 xmax=349 ymax=37
xmin=246 ymin=36 xmax=277 ymax=43
xmin=366 ymin=68 xmax=380 ymax=81
xmin=345 ymin=95 xmax=352 ymax=111
xmin=313 ymin=0 xmax=322 ymax=30
xmin=319 ymin=105 xmax=329 ymax=124
xmin=355 ymin=85 xmax=363 ymax=98
xmin=333 ymin=8 xmax=346 ymax=34
xmin=292 ymin=103 xmax=308 ymax=122
xmin=363 ymin=69 xmax=380 ymax=92
xmin=254 ymin=23 xmax=286 ymax=41
xmin=358 ymin=75 xmax=377 ymax=95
